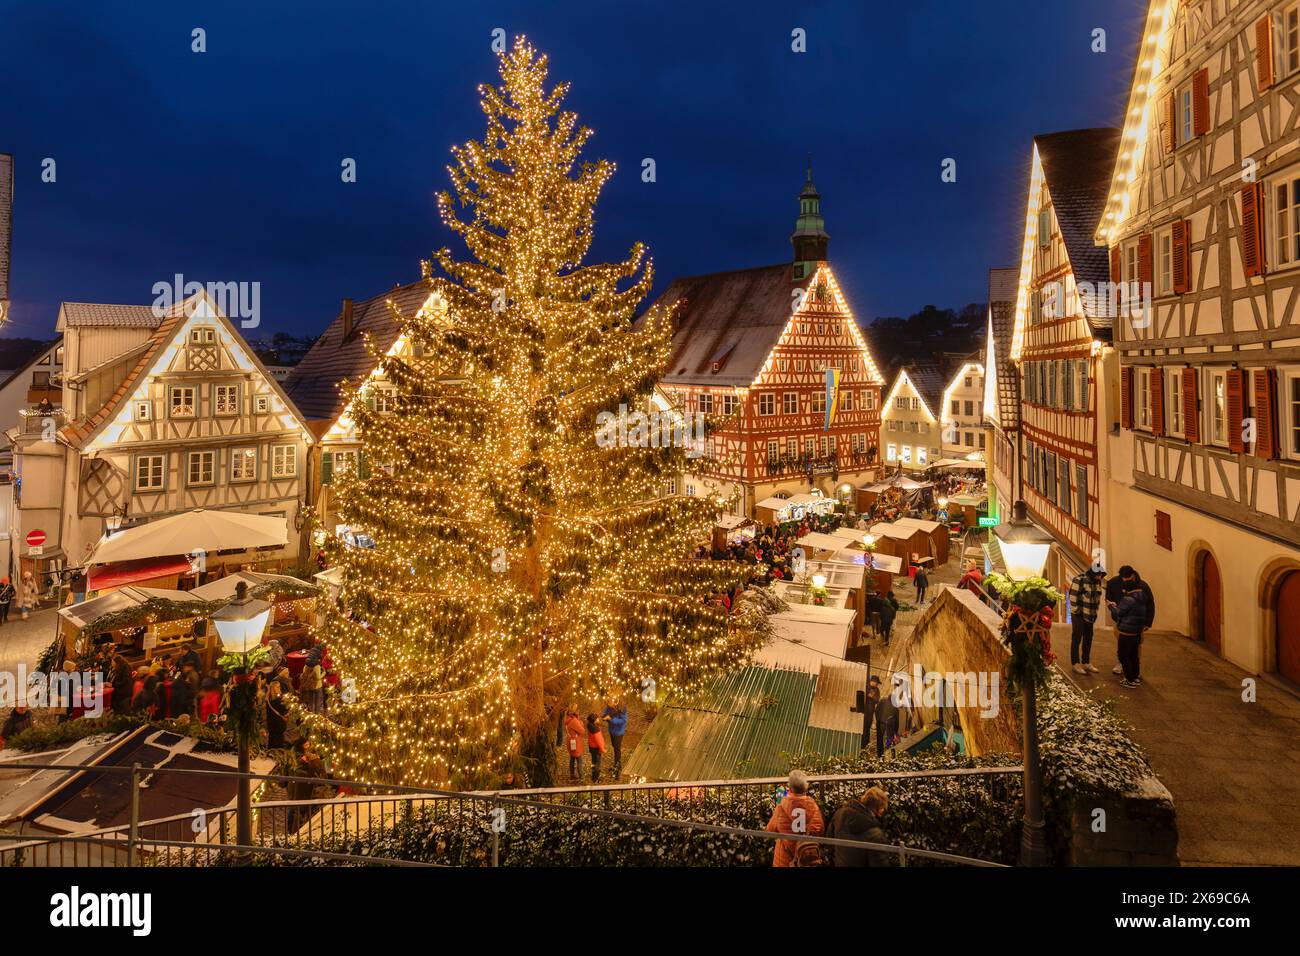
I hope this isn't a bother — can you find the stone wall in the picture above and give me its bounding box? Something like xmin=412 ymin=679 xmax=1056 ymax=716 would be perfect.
xmin=1067 ymin=775 xmax=1180 ymax=866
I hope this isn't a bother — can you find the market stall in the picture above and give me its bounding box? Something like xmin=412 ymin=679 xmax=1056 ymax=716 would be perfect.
xmin=894 ymin=516 xmax=950 ymax=566
xmin=712 ymin=514 xmax=757 ymax=553
xmin=754 ymin=491 xmax=835 ymax=526
xmin=949 ymin=493 xmax=989 ymax=529
xmin=191 ymin=571 xmax=319 ymax=654
xmin=58 ymin=586 xmax=216 ymax=672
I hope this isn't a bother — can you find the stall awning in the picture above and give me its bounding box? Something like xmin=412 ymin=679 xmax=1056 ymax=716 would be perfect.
xmin=88 ymin=509 xmax=288 ymax=565
xmin=87 ymin=556 xmax=193 ymax=592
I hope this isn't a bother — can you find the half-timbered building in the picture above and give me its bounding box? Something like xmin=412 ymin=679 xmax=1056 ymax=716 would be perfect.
xmin=7 ymin=290 xmax=312 ymax=584
xmin=940 ymin=357 xmax=986 ymax=461
xmin=651 ymin=169 xmax=885 ymax=514
xmin=880 ymin=365 xmax=942 ymax=471
xmin=1099 ymin=0 xmax=1300 ymax=680
xmin=984 ymin=267 xmax=1021 ymax=523
xmin=1011 ymin=128 xmax=1122 ymax=599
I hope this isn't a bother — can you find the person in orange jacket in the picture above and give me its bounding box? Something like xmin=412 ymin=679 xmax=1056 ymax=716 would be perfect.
xmin=563 ymin=706 xmax=586 ymax=782
xmin=765 ymin=769 xmax=825 ymax=867
xmin=586 ymin=713 xmax=606 ymax=783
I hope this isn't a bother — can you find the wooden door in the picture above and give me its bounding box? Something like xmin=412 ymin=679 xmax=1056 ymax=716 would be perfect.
xmin=1199 ymin=552 xmax=1222 ymax=653
xmin=1276 ymin=572 xmax=1300 ymax=686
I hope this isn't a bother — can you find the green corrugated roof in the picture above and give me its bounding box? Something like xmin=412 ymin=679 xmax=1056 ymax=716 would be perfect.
xmin=625 ymin=666 xmax=864 ymax=781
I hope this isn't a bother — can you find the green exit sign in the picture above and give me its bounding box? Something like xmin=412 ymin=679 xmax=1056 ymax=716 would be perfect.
xmin=978 ymin=517 xmax=998 ymax=528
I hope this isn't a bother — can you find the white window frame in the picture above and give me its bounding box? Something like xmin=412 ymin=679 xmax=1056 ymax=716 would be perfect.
xmin=187 ymin=450 xmax=216 ymax=487
xmin=811 ymin=391 xmax=826 ymax=414
xmin=1156 ymin=225 xmax=1174 ymax=295
xmin=133 ymin=400 xmax=152 ymax=422
xmin=189 ymin=327 xmax=216 ymax=345
xmin=1270 ymin=170 xmax=1300 ymax=270
xmin=333 ymin=449 xmax=358 ymax=476
xmin=1177 ymin=81 xmax=1194 ymax=147
xmin=698 ymin=392 xmax=714 ymax=415
xmin=758 ymin=393 xmax=775 ymax=416
xmin=214 ymin=384 xmax=240 ymax=417
xmin=1279 ymin=3 xmax=1300 ymax=78
xmin=1135 ymin=367 xmax=1153 ymax=430
xmin=374 ymin=387 xmax=396 ymax=414
xmin=900 ymin=445 xmax=912 ymax=464
xmin=886 ymin=443 xmax=898 ymax=462
xmin=840 ymin=390 xmax=853 ymax=412
xmin=254 ymin=394 xmax=271 ymax=414
xmin=230 ymin=446 xmax=258 ymax=482
xmin=272 ymin=443 xmax=297 ymax=478
xmin=169 ymin=386 xmax=196 ymax=418
xmin=1205 ymin=367 xmax=1229 ymax=447
xmin=1168 ymin=368 xmax=1184 ymax=437
xmin=782 ymin=392 xmax=799 ymax=415
xmin=1283 ymin=368 xmax=1300 ymax=461
xmin=916 ymin=446 xmax=928 ymax=466
xmin=135 ymin=453 xmax=165 ymax=492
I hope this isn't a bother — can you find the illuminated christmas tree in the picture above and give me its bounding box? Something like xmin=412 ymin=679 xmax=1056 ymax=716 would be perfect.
xmin=292 ymin=39 xmax=765 ymax=788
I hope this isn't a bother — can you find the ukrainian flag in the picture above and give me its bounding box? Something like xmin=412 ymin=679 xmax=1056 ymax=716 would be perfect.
xmin=824 ymin=367 xmax=840 ymax=431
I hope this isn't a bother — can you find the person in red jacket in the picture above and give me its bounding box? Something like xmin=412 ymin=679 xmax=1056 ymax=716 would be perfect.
xmin=586 ymin=713 xmax=607 ymax=783
xmin=564 ymin=706 xmax=586 ymax=782
xmin=765 ymin=769 xmax=825 ymax=867
xmin=197 ymin=677 xmax=222 ymax=724
xmin=957 ymin=561 xmax=984 ymax=599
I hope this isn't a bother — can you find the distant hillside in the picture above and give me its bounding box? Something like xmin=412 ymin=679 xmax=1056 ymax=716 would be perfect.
xmin=863 ymin=303 xmax=985 ymax=376
xmin=0 ymin=337 xmax=55 ymax=373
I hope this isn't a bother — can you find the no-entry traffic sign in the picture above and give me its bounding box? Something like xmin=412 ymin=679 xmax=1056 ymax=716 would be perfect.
xmin=26 ymin=529 xmax=47 ymax=547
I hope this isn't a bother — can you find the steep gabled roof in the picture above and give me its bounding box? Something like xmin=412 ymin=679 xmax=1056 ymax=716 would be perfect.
xmin=987 ymin=267 xmax=1019 ymax=430
xmin=59 ymin=290 xmax=310 ymax=449
xmin=651 ymin=263 xmax=813 ymax=388
xmin=283 ymin=280 xmax=434 ymax=424
xmin=1034 ymin=128 xmax=1121 ymax=331
xmin=903 ymin=363 xmax=944 ymax=420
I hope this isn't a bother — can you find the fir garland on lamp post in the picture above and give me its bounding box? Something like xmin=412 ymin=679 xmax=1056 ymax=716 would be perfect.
xmin=989 ymin=500 xmax=1058 ymax=867
xmin=211 ymin=581 xmax=271 ymax=861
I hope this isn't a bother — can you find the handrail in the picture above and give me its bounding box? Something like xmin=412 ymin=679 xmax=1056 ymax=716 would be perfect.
xmin=0 ymin=759 xmax=1017 ymax=867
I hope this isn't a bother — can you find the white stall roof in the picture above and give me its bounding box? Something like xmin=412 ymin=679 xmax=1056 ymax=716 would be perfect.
xmin=894 ymin=517 xmax=945 ymax=533
xmin=795 ymin=531 xmax=845 ymax=552
xmin=870 ymin=522 xmax=920 ymax=541
xmin=754 ymin=496 xmax=792 ymax=511
xmin=755 ymin=612 xmax=855 ymax=672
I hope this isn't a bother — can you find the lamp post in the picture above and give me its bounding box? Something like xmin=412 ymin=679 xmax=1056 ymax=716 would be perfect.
xmin=211 ymin=581 xmax=271 ymax=858
xmin=993 ymin=499 xmax=1054 ymax=867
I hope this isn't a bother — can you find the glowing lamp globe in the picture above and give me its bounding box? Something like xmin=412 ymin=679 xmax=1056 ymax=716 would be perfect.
xmin=212 ymin=581 xmax=272 ymax=654
xmin=993 ymin=501 xmax=1054 ymax=582
xmin=811 ymin=573 xmax=827 ymax=590
xmin=937 ymin=496 xmax=949 ymax=509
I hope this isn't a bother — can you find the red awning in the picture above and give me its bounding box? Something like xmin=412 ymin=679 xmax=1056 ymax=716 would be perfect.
xmin=88 ymin=556 xmax=194 ymax=592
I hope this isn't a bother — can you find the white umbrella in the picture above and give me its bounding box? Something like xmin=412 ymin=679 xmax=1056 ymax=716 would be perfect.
xmin=88 ymin=509 xmax=288 ymax=565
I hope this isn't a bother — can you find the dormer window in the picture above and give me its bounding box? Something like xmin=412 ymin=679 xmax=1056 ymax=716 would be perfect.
xmin=134 ymin=400 xmax=152 ymax=422
xmin=190 ymin=327 xmax=216 ymax=345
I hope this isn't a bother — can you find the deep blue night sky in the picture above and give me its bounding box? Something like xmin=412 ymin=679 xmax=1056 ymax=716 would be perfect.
xmin=0 ymin=0 xmax=1145 ymax=340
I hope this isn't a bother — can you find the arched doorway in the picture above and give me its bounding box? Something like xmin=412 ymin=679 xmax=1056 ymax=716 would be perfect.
xmin=1196 ymin=550 xmax=1222 ymax=654
xmin=1276 ymin=572 xmax=1300 ymax=686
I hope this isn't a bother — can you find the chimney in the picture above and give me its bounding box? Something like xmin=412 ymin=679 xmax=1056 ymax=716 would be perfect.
xmin=340 ymin=298 xmax=354 ymax=341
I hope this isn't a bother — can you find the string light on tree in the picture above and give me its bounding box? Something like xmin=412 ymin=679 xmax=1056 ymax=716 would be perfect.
xmin=289 ymin=38 xmax=767 ymax=789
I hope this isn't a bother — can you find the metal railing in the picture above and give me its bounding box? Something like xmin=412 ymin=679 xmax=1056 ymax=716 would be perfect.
xmin=0 ymin=761 xmax=1018 ymax=868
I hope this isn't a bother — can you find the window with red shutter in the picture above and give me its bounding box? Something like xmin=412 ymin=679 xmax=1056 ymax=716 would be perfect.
xmin=1139 ymin=234 xmax=1154 ymax=291
xmin=1110 ymin=246 xmax=1122 ymax=285
xmin=1254 ymin=368 xmax=1279 ymax=460
xmin=1121 ymin=367 xmax=1134 ymax=430
xmin=1155 ymin=510 xmax=1173 ymax=550
xmin=1242 ymin=183 xmax=1266 ymax=277
xmin=1183 ymin=367 xmax=1201 ymax=442
xmin=1152 ymin=366 xmax=1166 ymax=436
xmin=1193 ymin=69 xmax=1210 ymax=136
xmin=1257 ymin=17 xmax=1275 ymax=91
xmin=1226 ymin=369 xmax=1245 ymax=453
xmin=1172 ymin=219 xmax=1191 ymax=294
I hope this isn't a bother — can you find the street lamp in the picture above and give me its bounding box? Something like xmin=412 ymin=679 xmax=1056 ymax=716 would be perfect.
xmin=993 ymin=499 xmax=1054 ymax=867
xmin=212 ymin=581 xmax=271 ymax=859
xmin=993 ymin=500 xmax=1054 ymax=582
